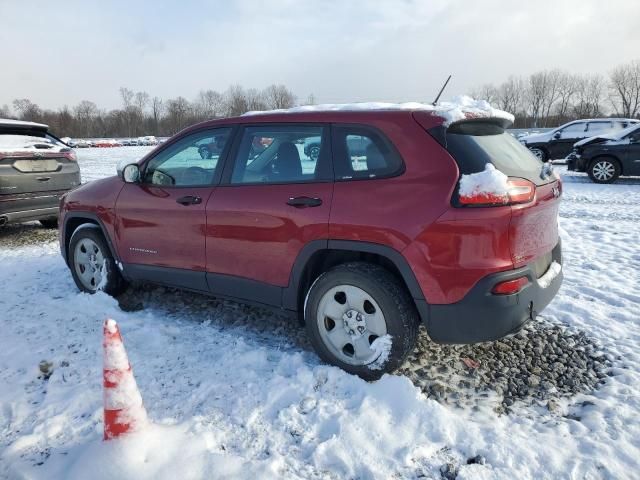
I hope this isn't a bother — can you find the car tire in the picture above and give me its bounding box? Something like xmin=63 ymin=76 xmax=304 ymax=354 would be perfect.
xmin=588 ymin=157 xmax=620 ymax=184
xmin=304 ymin=262 xmax=419 ymax=380
xmin=69 ymin=226 xmax=126 ymax=296
xmin=39 ymin=218 xmax=59 ymax=229
xmin=308 ymin=145 xmax=321 ymax=162
xmin=529 ymin=147 xmax=548 ymax=162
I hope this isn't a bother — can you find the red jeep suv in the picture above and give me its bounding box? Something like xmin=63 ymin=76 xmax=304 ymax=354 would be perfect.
xmin=59 ymin=105 xmax=563 ymax=379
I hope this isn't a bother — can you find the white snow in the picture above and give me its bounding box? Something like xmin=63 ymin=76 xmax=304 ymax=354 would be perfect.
xmin=244 ymin=95 xmax=515 ymax=126
xmin=1 ymin=154 xmax=640 ymax=479
xmin=458 ymin=163 xmax=509 ymax=199
xmin=367 ymin=335 xmax=393 ymax=371
xmin=537 ymin=261 xmax=562 ymax=289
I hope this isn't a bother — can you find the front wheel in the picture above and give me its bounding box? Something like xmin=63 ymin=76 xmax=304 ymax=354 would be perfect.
xmin=304 ymin=262 xmax=419 ymax=380
xmin=68 ymin=227 xmax=126 ymax=295
xmin=588 ymin=157 xmax=620 ymax=184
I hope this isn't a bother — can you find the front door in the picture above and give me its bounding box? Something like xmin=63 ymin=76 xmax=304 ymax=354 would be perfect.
xmin=548 ymin=122 xmax=588 ymax=159
xmin=115 ymin=127 xmax=233 ymax=290
xmin=205 ymin=124 xmax=333 ymax=306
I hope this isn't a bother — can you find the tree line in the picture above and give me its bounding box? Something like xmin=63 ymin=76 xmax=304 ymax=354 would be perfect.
xmin=0 ymin=84 xmax=303 ymax=138
xmin=471 ymin=59 xmax=640 ymax=128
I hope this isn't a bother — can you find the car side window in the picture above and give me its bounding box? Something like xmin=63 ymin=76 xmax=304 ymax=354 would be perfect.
xmin=586 ymin=121 xmax=613 ymax=133
xmin=143 ymin=128 xmax=231 ymax=186
xmin=332 ymin=125 xmax=403 ymax=180
xmin=558 ymin=123 xmax=586 ymax=138
xmin=230 ymin=125 xmax=330 ymax=184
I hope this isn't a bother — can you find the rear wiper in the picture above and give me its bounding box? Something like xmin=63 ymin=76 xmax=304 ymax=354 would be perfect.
xmin=540 ymin=162 xmax=553 ymax=180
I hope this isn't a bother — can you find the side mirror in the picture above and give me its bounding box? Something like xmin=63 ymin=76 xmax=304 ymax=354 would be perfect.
xmin=118 ymin=163 xmax=140 ymax=183
xmin=553 ymin=131 xmax=562 ymax=140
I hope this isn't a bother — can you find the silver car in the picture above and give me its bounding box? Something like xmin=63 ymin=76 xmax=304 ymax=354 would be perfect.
xmin=0 ymin=119 xmax=81 ymax=227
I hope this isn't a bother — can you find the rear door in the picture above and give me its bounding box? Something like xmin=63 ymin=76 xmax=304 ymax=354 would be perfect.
xmin=205 ymin=124 xmax=333 ymax=304
xmin=0 ymin=129 xmax=79 ymax=195
xmin=115 ymin=127 xmax=233 ymax=291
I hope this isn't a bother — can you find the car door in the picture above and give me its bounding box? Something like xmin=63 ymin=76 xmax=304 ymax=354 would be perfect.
xmin=624 ymin=129 xmax=640 ymax=175
xmin=205 ymin=124 xmax=333 ymax=306
xmin=548 ymin=122 xmax=587 ymax=159
xmin=115 ymin=127 xmax=234 ymax=291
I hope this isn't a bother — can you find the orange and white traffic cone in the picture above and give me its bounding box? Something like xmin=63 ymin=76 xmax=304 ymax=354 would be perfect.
xmin=103 ymin=319 xmax=148 ymax=440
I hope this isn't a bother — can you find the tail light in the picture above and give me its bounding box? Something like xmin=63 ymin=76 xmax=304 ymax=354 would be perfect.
xmin=492 ymin=276 xmax=529 ymax=295
xmin=61 ymin=150 xmax=77 ymax=162
xmin=458 ymin=178 xmax=536 ymax=207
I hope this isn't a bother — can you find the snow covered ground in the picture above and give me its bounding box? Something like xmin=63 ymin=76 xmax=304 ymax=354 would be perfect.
xmin=0 ymin=148 xmax=639 ymax=479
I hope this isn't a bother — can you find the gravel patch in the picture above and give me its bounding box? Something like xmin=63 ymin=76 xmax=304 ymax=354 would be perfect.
xmin=0 ymin=222 xmax=58 ymax=248
xmin=399 ymin=318 xmax=612 ymax=414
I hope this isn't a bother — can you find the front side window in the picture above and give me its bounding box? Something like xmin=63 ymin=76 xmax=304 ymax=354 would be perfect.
xmin=332 ymin=125 xmax=403 ymax=180
xmin=143 ymin=128 xmax=231 ymax=186
xmin=558 ymin=122 xmax=586 ymax=138
xmin=231 ymin=125 xmax=329 ymax=184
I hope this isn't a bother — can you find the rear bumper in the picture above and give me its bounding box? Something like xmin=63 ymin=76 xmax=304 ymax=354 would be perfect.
xmin=420 ymin=241 xmax=563 ymax=344
xmin=0 ymin=190 xmax=69 ymax=224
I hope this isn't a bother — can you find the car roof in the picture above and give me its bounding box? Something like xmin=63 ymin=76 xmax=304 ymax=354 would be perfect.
xmin=567 ymin=118 xmax=639 ymax=123
xmin=0 ymin=118 xmax=49 ymax=130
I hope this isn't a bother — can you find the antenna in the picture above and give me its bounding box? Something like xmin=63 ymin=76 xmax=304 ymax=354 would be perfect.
xmin=432 ymin=75 xmax=452 ymax=106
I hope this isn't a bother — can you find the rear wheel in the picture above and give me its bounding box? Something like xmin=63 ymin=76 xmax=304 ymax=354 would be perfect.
xmin=588 ymin=157 xmax=620 ymax=184
xmin=39 ymin=218 xmax=58 ymax=229
xmin=304 ymin=262 xmax=419 ymax=380
xmin=69 ymin=227 xmax=126 ymax=295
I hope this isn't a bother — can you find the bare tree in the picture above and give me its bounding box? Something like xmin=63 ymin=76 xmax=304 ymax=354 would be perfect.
xmin=164 ymin=97 xmax=191 ymax=133
xmin=195 ymin=89 xmax=223 ymax=119
xmin=224 ymin=85 xmax=249 ymax=116
xmin=134 ymin=91 xmax=150 ymax=113
xmin=12 ymin=99 xmax=41 ymax=121
xmin=472 ymin=84 xmax=499 ymax=104
xmin=0 ymin=104 xmax=11 ymax=118
xmin=496 ymin=76 xmax=525 ymax=115
xmin=119 ymin=87 xmax=134 ymax=109
xmin=574 ymin=74 xmax=605 ymax=118
xmin=73 ymin=100 xmax=99 ymax=137
xmin=305 ymin=93 xmax=316 ymax=105
xmin=151 ymin=96 xmax=164 ymax=134
xmin=555 ymin=72 xmax=579 ymax=121
xmin=264 ymin=84 xmax=296 ymax=109
xmin=608 ymin=59 xmax=640 ymax=118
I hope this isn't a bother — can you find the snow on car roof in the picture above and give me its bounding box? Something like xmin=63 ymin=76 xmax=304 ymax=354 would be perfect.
xmin=0 ymin=118 xmax=49 ymax=129
xmin=243 ymin=95 xmax=515 ymax=126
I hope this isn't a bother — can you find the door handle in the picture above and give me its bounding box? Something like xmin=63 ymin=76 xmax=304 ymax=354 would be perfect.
xmin=37 ymin=176 xmax=51 ymax=182
xmin=287 ymin=196 xmax=323 ymax=208
xmin=176 ymin=195 xmax=202 ymax=206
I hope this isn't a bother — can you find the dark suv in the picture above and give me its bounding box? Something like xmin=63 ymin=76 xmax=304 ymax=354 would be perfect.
xmin=59 ymin=107 xmax=563 ymax=379
xmin=567 ymin=123 xmax=640 ymax=183
xmin=1 ymin=119 xmax=80 ymax=227
xmin=519 ymin=118 xmax=638 ymax=161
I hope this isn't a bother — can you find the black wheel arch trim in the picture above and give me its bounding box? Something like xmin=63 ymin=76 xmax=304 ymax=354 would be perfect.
xmin=282 ymin=239 xmax=425 ymax=311
xmin=62 ymin=212 xmax=120 ymax=265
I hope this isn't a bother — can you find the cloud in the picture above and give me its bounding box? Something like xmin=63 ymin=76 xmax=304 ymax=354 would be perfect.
xmin=1 ymin=0 xmax=639 ymax=110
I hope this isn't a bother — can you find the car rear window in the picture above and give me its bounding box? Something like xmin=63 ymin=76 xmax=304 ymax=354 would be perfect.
xmin=0 ymin=133 xmax=64 ymax=153
xmin=444 ymin=122 xmax=550 ymax=186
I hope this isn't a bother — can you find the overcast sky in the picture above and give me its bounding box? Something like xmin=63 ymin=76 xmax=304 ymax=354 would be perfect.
xmin=1 ymin=0 xmax=639 ymax=111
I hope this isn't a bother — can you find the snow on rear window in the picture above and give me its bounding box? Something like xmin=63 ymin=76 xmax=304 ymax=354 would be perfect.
xmin=458 ymin=164 xmax=509 ymax=199
xmin=0 ymin=134 xmax=61 ymax=151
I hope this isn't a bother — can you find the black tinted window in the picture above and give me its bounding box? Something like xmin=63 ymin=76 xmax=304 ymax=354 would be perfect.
xmin=332 ymin=125 xmax=403 ymax=180
xmin=446 ymin=122 xmax=548 ymax=185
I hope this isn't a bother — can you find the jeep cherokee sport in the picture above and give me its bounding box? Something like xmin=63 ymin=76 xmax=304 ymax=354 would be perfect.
xmin=59 ymin=105 xmax=563 ymax=379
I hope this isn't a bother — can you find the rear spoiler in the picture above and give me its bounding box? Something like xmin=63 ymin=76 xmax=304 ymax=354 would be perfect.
xmin=425 ymin=117 xmax=513 ymax=148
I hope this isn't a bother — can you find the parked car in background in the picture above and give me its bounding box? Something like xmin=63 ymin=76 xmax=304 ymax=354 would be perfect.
xmin=137 ymin=136 xmax=158 ymax=146
xmin=58 ymin=105 xmax=562 ymax=379
xmin=566 ymin=123 xmax=640 ymax=183
xmin=304 ymin=135 xmax=371 ymax=161
xmin=74 ymin=139 xmax=90 ymax=148
xmin=519 ymin=118 xmax=638 ymax=161
xmin=0 ymin=119 xmax=80 ymax=227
